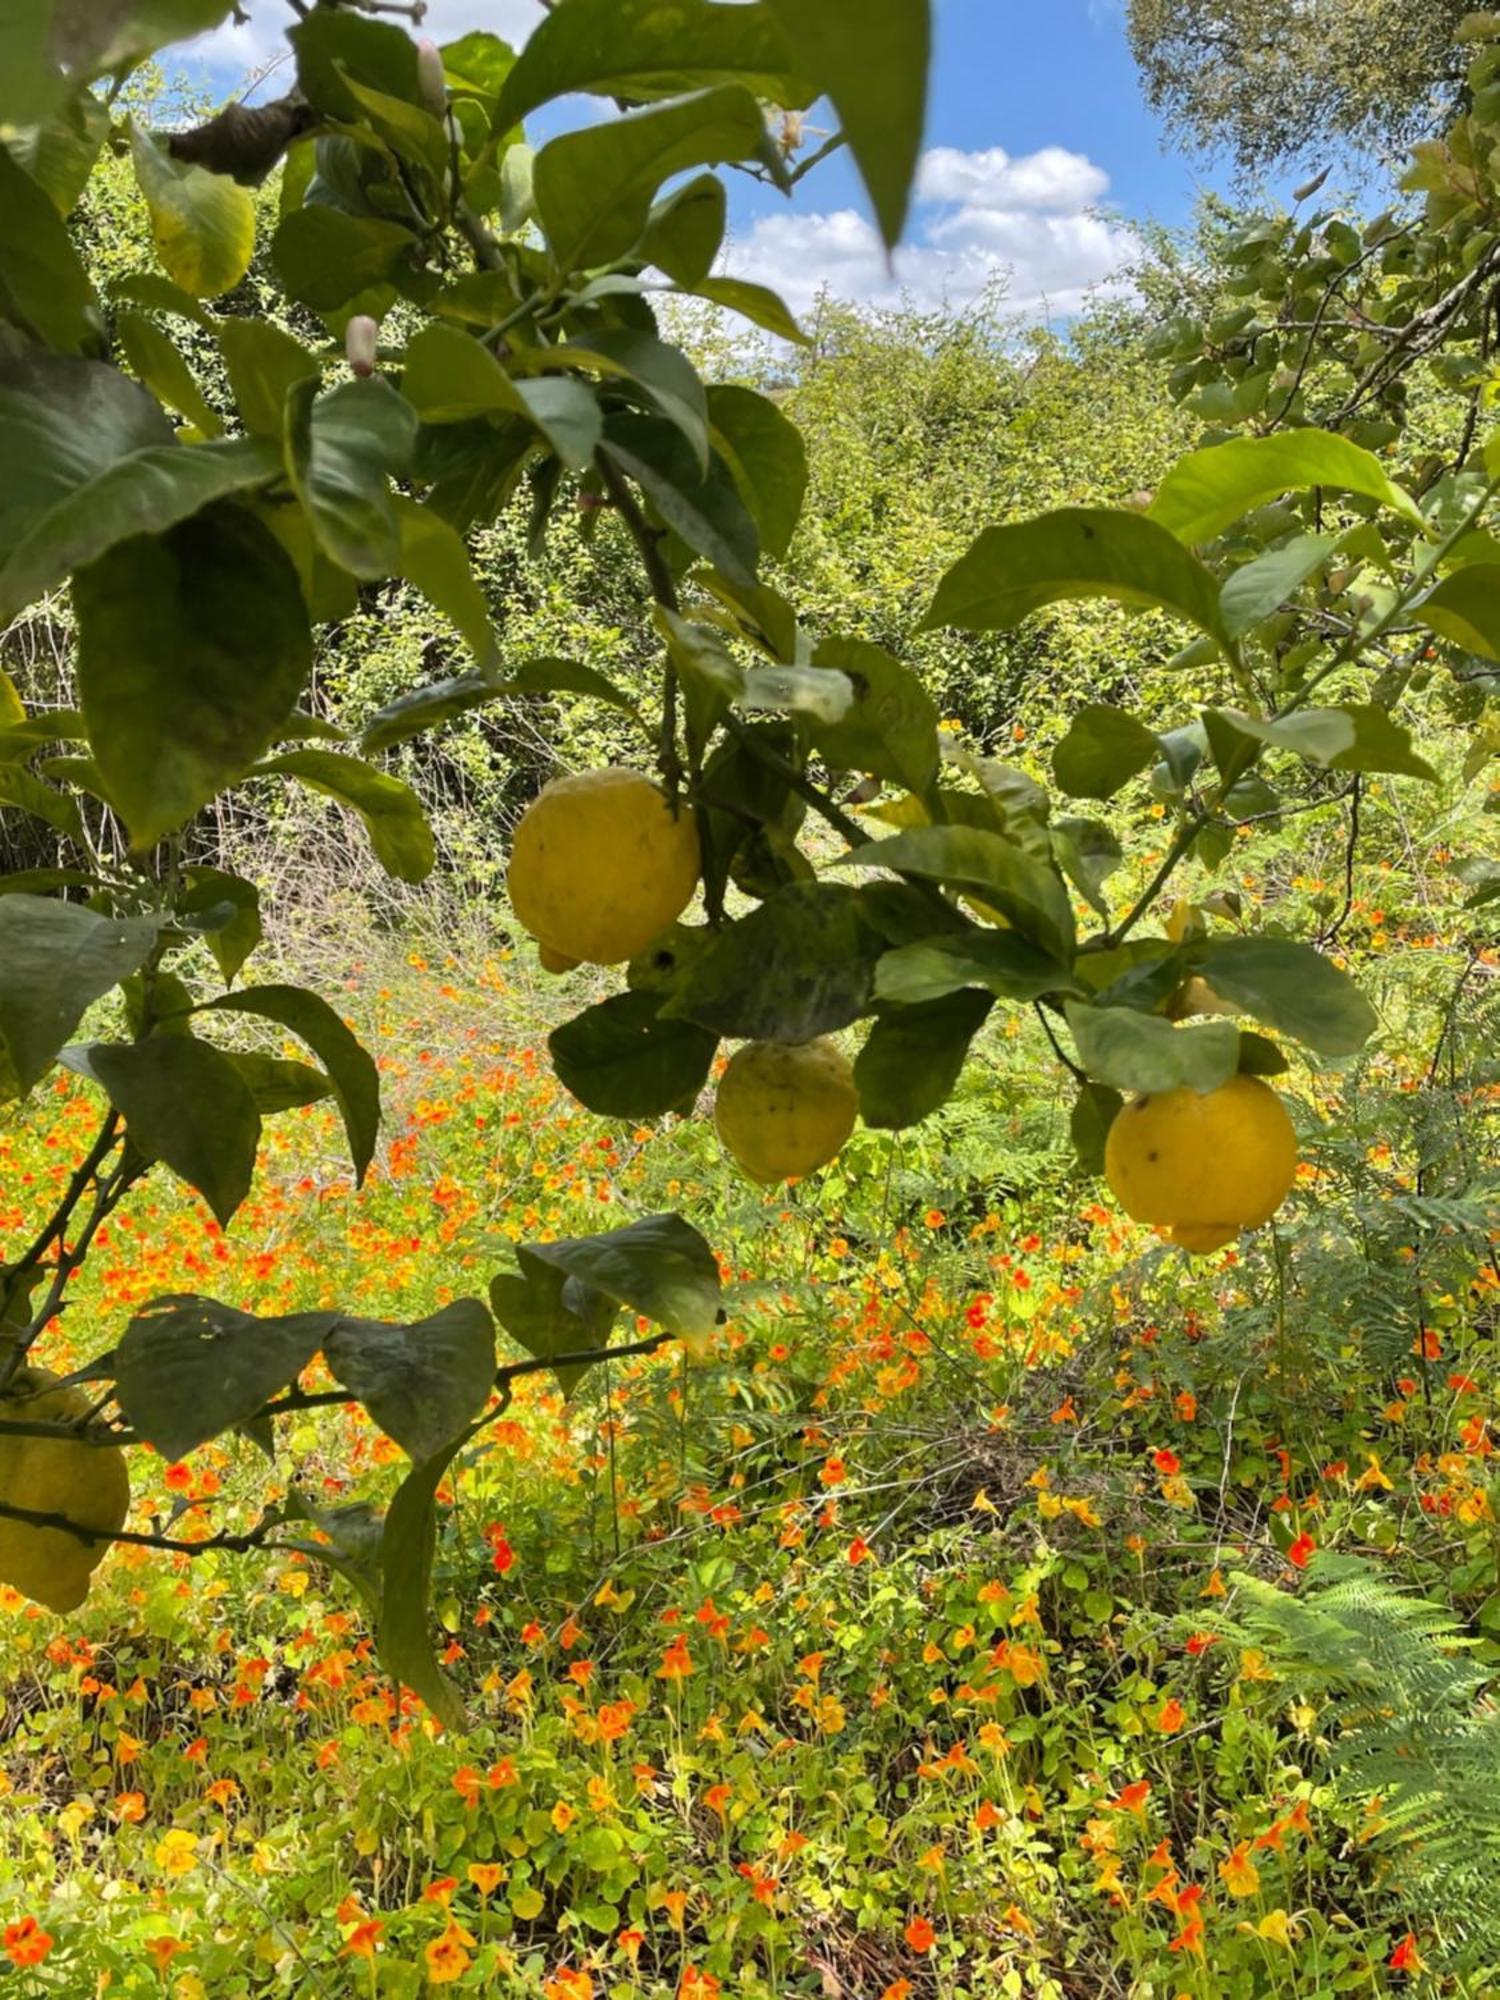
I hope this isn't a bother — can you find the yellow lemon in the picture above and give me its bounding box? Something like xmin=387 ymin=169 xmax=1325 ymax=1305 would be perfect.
xmin=0 ymin=1367 xmax=129 ymax=1613
xmin=715 ymin=1038 xmax=859 ymax=1185
xmin=537 ymin=943 xmax=582 ymax=975
xmin=1104 ymin=1072 xmax=1297 ymax=1254
xmin=507 ymin=768 xmax=699 ymax=966
xmin=1167 ymin=974 xmax=1239 ymax=1021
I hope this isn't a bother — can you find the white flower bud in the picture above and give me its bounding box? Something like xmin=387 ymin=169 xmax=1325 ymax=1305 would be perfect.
xmin=345 ymin=315 xmax=379 ymax=379
xmin=416 ymin=38 xmax=447 ymax=115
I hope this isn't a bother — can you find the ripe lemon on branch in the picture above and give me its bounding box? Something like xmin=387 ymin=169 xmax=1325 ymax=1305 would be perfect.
xmin=1104 ymin=1073 xmax=1298 ymax=1254
xmin=0 ymin=1367 xmax=129 ymax=1613
xmin=507 ymin=767 xmax=699 ymax=967
xmin=715 ymin=1038 xmax=859 ymax=1185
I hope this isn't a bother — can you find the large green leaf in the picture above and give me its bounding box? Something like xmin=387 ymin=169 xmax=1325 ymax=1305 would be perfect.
xmin=401 ymin=325 xmax=602 ymax=471
xmin=493 ymin=0 xmax=813 ymax=128
xmin=533 ymin=85 xmax=767 ymax=268
xmin=802 ymin=636 xmax=940 ymax=795
xmin=217 ymin=320 xmax=319 ymax=438
xmin=549 ymin=990 xmax=718 ymax=1118
xmin=116 ymin=309 xmax=221 ymax=436
xmin=1415 ymin=566 xmax=1500 ymax=662
xmin=836 ymin=826 xmax=1076 ymax=966
xmin=1052 ymin=704 xmax=1161 ymax=801
xmin=378 ymin=1442 xmax=470 ymax=1731
xmin=198 ymin=983 xmax=380 ymax=1185
xmin=3 ymin=82 xmax=109 ymax=211
xmin=1206 ymin=704 xmax=1436 ymax=781
xmin=359 ymin=658 xmax=637 ymax=754
xmin=291 ymin=5 xmax=423 ymax=116
xmin=1149 ymin=429 xmax=1423 ymax=545
xmin=0 ymin=437 xmax=280 ymax=626
xmin=394 ymin=497 xmax=498 ymax=669
xmin=923 ymin=507 xmax=1230 ymax=650
xmin=602 ymin=413 xmax=758 ymax=586
xmin=0 ymin=142 xmax=100 ymax=350
xmin=1064 ymin=1003 xmax=1241 ymax=1096
xmin=179 ymin=866 xmax=262 ymax=985
xmin=285 ymin=376 xmax=416 ymax=579
xmin=0 ymin=764 xmax=83 ymax=840
xmin=0 ymin=897 xmax=158 ymax=1101
xmin=763 ymin=0 xmax=929 ymax=250
xmin=1191 ymin=936 xmax=1377 ymax=1057
xmin=0 ymin=354 xmax=173 ymax=561
xmin=875 ymin=931 xmax=1078 ymax=1006
xmin=114 ymin=1294 xmax=335 ymax=1460
xmin=520 ymin=1212 xmax=721 ymax=1342
xmin=1219 ymin=533 xmax=1338 ymax=639
xmin=254 ymin=749 xmax=435 ymax=883
xmin=271 ymin=206 xmax=417 ymax=315
xmin=641 ymin=173 xmax=726 ymax=285
xmin=706 ymin=383 xmax=807 ymax=561
xmin=73 ymin=502 xmax=312 ymax=850
xmin=490 ymin=1255 xmax=617 ymax=1398
xmin=855 ymin=989 xmax=991 ymax=1130
xmin=685 ymin=276 xmax=808 ymax=346
xmin=224 ymin=1051 xmax=333 ymax=1114
xmin=556 ymin=331 xmax=708 ymax=469
xmin=129 ymin=122 xmax=255 ymax=299
xmin=664 ymin=881 xmax=880 ymax=1040
xmin=324 ymin=1300 xmax=496 ymax=1459
xmin=89 ymin=1035 xmax=262 ymax=1226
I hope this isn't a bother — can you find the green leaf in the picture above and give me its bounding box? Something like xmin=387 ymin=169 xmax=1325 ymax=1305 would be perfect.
xmin=664 ymin=880 xmax=879 ymax=1040
xmin=522 ymin=1212 xmax=721 ymax=1342
xmin=682 ymin=276 xmax=808 ymax=346
xmin=0 ymin=763 xmax=83 ymax=840
xmin=923 ymin=507 xmax=1230 ymax=651
xmin=7 ymin=89 xmax=110 ymax=214
xmin=285 ymin=376 xmax=416 ymax=579
xmin=0 ymin=353 xmax=173 ymax=561
xmin=109 ymin=269 xmax=213 ymax=327
xmin=338 ymin=70 xmax=449 ymax=187
xmin=291 ymin=5 xmax=423 ymax=116
xmin=493 ymin=0 xmax=812 ymax=128
xmin=1070 ymin=1081 xmax=1122 ymax=1173
xmin=603 ymin=414 xmax=758 ymax=586
xmin=224 ymin=1051 xmax=334 ymax=1113
xmin=490 ymin=1254 xmax=617 ymax=1398
xmin=1052 ymin=816 xmax=1123 ymax=919
xmin=393 ymin=496 xmax=498 ymax=669
xmin=550 ymin=990 xmax=718 ymax=1119
xmin=1207 ymin=704 xmax=1436 ymax=781
xmin=763 ymin=0 xmax=930 ymax=249
xmin=401 ymin=324 xmax=603 ymax=470
xmin=706 ymin=383 xmax=807 ymax=560
xmin=89 ymin=1035 xmax=262 ymax=1226
xmin=179 ymin=866 xmax=262 ymax=985
xmin=377 ymin=1442 xmax=470 ymax=1732
xmin=217 ymin=320 xmax=319 ymax=438
xmin=359 ymin=658 xmax=636 ymax=754
xmin=533 ymin=85 xmax=767 ymax=269
xmin=1452 ymin=857 xmax=1500 ymax=909
xmin=0 ymin=437 xmax=280 ymax=627
xmin=129 ymin=122 xmax=255 ymax=299
xmin=0 ymin=143 xmax=100 ymax=350
xmin=0 ymin=897 xmax=158 ymax=1101
xmin=1149 ymin=429 xmax=1423 ymax=545
xmin=1415 ymin=565 xmax=1500 ymax=662
xmin=254 ymin=749 xmax=435 ymax=883
xmin=114 ymin=1294 xmax=335 ymax=1459
xmin=271 ymin=205 xmax=416 ymax=315
xmin=116 ymin=309 xmax=222 ymax=435
xmin=1052 ymin=704 xmax=1161 ymax=801
xmin=197 ymin=982 xmax=380 ymax=1184
xmin=855 ymin=989 xmax=991 ymax=1129
xmin=875 ymin=932 xmax=1077 ymax=1006
xmin=441 ymin=29 xmax=518 ymax=107
xmin=1064 ymin=1003 xmax=1241 ymax=1096
xmin=736 ymin=664 xmax=852 ymax=722
xmin=642 ymin=172 xmax=726 ymax=285
xmin=799 ymin=636 xmax=940 ymax=795
xmin=1219 ymin=533 xmax=1338 ymax=639
xmin=836 ymin=826 xmax=1076 ymax=966
xmin=1190 ymin=937 xmax=1377 ymax=1057
xmin=73 ymin=502 xmax=312 ymax=850
xmin=324 ymin=1300 xmax=495 ymax=1459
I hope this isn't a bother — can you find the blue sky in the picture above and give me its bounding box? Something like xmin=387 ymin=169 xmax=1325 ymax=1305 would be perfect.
xmin=184 ymin=0 xmax=1233 ymax=321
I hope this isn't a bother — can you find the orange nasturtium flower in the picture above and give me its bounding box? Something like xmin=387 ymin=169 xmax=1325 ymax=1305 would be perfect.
xmin=1389 ymin=1934 xmax=1425 ymax=1974
xmin=342 ymin=1919 xmax=383 ymax=1961
xmin=904 ymin=1915 xmax=936 ymax=1952
xmin=425 ymin=1925 xmax=473 ymax=1985
xmin=1109 ymin=1780 xmax=1151 ymax=1815
xmin=1287 ymin=1530 xmax=1317 ymax=1569
xmin=1218 ymin=1842 xmax=1261 ymax=1898
xmin=3 ymin=1917 xmax=53 ymax=1968
xmin=1154 ymin=1697 xmax=1186 ymax=1734
xmin=468 ymin=1862 xmax=506 ymax=1897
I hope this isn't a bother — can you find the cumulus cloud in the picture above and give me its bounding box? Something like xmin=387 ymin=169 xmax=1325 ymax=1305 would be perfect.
xmin=724 ymin=142 xmax=1135 ymax=325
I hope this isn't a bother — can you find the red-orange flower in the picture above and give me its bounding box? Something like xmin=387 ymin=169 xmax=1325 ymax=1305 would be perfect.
xmin=904 ymin=1915 xmax=936 ymax=1952
xmin=3 ymin=1917 xmax=52 ymax=1968
xmin=1287 ymin=1530 xmax=1317 ymax=1569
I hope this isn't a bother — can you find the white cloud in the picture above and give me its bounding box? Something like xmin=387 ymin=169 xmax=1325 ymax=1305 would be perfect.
xmin=723 ymin=143 xmax=1136 ymax=325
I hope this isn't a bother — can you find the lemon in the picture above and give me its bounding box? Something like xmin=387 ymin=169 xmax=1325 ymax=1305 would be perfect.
xmin=715 ymin=1038 xmax=858 ymax=1185
xmin=507 ymin=768 xmax=699 ymax=967
xmin=0 ymin=1366 xmax=129 ymax=1613
xmin=1104 ymin=1072 xmax=1298 ymax=1254
xmin=1167 ymin=974 xmax=1239 ymax=1021
xmin=537 ymin=943 xmax=581 ymax=975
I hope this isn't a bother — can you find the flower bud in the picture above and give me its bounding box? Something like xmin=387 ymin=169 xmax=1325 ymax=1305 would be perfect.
xmin=416 ymin=38 xmax=447 ymax=115
xmin=345 ymin=314 xmax=379 ymax=378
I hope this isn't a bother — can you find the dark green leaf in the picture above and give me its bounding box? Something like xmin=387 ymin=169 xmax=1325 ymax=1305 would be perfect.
xmin=198 ymin=982 xmax=381 ymax=1184
xmin=394 ymin=496 xmax=498 ymax=668
xmin=114 ymin=1294 xmax=335 ymax=1459
xmin=1219 ymin=533 xmax=1338 ymax=639
xmin=7 ymin=89 xmax=110 ymax=214
xmin=922 ymin=507 xmax=1230 ymax=652
xmin=1052 ymin=704 xmax=1160 ymax=800
xmin=271 ymin=206 xmax=417 ymax=315
xmin=522 ymin=1212 xmax=720 ymax=1342
xmin=291 ymin=5 xmax=423 ymax=115
xmin=90 ymin=1035 xmax=262 ymax=1226
xmin=1070 ymin=1081 xmax=1122 ymax=1173
xmin=642 ymin=172 xmax=726 ymax=285
xmin=224 ymin=1051 xmax=334 ymax=1113
xmin=835 ymin=825 xmax=1076 ymax=965
xmin=491 ymin=1254 xmax=616 ymax=1398
xmin=179 ymin=867 xmax=261 ymax=985
xmin=1190 ymin=936 xmax=1377 ymax=1057
xmin=707 ymin=383 xmax=807 ymax=560
xmin=254 ymin=749 xmax=436 ymax=883
xmin=855 ymin=989 xmax=990 ymax=1129
xmin=1064 ymin=1002 xmax=1241 ymax=1095
xmin=73 ymin=502 xmax=312 ymax=849
xmin=664 ymin=880 xmax=879 ymax=1040
xmin=0 ymin=763 xmax=83 ymax=840
xmin=603 ymin=414 xmax=758 ymax=586
xmin=0 ymin=143 xmax=100 ymax=350
xmin=116 ymin=309 xmax=222 ymax=435
xmin=1149 ymin=429 xmax=1422 ymax=545
xmin=401 ymin=325 xmax=602 ymax=469
xmin=683 ymin=276 xmax=808 ymax=345
xmin=1415 ymin=565 xmax=1500 ymax=662
xmin=378 ymin=1443 xmax=469 ymax=1732
xmin=875 ymin=931 xmax=1077 ymax=1006
xmin=556 ymin=330 xmax=708 ymax=468
xmin=0 ymin=353 xmax=172 ymax=562
xmin=324 ymin=1300 xmax=496 ymax=1459
xmin=285 ymin=376 xmax=416 ymax=579
xmin=549 ymin=990 xmax=717 ymax=1118
xmin=1207 ymin=704 xmax=1436 ymax=781
xmin=0 ymin=897 xmax=158 ymax=1101
xmin=1052 ymin=816 xmax=1123 ymax=918
xmin=217 ymin=320 xmax=319 ymax=437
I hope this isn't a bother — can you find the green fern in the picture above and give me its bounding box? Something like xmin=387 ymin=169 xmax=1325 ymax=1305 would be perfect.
xmin=1216 ymin=1553 xmax=1500 ymax=1961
